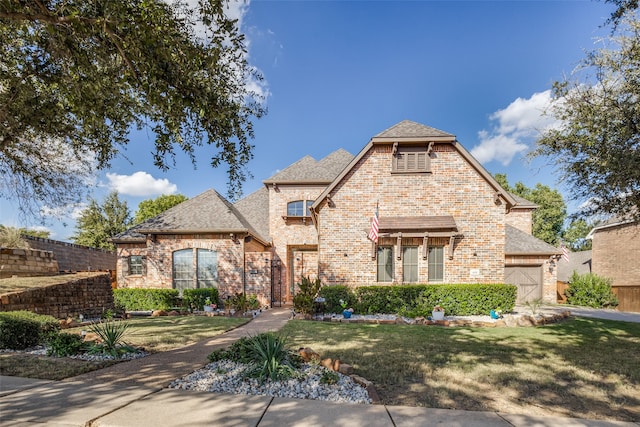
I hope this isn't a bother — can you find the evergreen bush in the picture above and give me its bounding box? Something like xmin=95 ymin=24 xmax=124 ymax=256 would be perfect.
xmin=0 ymin=311 xmax=60 ymax=349
xmin=112 ymin=288 xmax=179 ymax=311
xmin=566 ymin=272 xmax=618 ymax=308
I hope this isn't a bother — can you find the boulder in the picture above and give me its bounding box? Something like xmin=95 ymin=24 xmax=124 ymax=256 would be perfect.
xmin=338 ymin=363 xmax=354 ymax=375
xmin=151 ymin=310 xmax=168 ymax=317
xmin=299 ymin=347 xmax=320 ymax=363
xmin=321 ymin=358 xmax=333 ymax=370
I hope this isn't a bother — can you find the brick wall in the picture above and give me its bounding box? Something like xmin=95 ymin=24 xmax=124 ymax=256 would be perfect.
xmin=268 ymin=184 xmax=326 ymax=301
xmin=24 ymin=235 xmax=116 ymax=272
xmin=0 ymin=273 xmax=114 ymax=319
xmin=116 ymin=234 xmax=271 ymax=305
xmin=317 ymin=143 xmax=507 ymax=287
xmin=506 ymin=208 xmax=534 ymax=234
xmin=592 ymin=222 xmax=640 ymax=287
xmin=0 ymin=248 xmax=59 ymax=278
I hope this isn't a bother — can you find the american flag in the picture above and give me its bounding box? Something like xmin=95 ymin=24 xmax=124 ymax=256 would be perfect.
xmin=368 ymin=207 xmax=379 ymax=243
xmin=562 ymin=245 xmax=569 ymax=262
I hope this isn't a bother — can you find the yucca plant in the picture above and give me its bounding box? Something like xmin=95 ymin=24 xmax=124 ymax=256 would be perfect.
xmin=89 ymin=320 xmax=132 ymax=358
xmin=241 ymin=332 xmax=300 ymax=382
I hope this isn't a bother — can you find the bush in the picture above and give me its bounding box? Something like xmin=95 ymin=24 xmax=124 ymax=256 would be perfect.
xmin=112 ymin=288 xmax=179 ymax=311
xmin=318 ymin=284 xmax=516 ymax=316
xmin=47 ymin=333 xmax=87 ymax=357
xmin=318 ymin=285 xmax=354 ymax=313
xmin=0 ymin=311 xmax=60 ymax=350
xmin=182 ymin=288 xmax=220 ymax=311
xmin=566 ymin=272 xmax=618 ymax=308
xmin=208 ymin=332 xmax=301 ymax=382
xmin=293 ymin=276 xmax=322 ymax=315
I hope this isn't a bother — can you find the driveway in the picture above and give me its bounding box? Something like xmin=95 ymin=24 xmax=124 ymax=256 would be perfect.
xmin=556 ymin=305 xmax=640 ymax=323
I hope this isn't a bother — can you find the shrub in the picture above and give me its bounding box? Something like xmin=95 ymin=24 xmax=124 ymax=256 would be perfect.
xmin=0 ymin=311 xmax=60 ymax=350
xmin=318 ymin=285 xmax=354 ymax=313
xmin=566 ymin=272 xmax=618 ymax=308
xmin=293 ymin=276 xmax=322 ymax=315
xmin=112 ymin=288 xmax=179 ymax=311
xmin=89 ymin=320 xmax=133 ymax=358
xmin=182 ymin=288 xmax=220 ymax=311
xmin=47 ymin=333 xmax=87 ymax=357
xmin=207 ymin=332 xmax=301 ymax=382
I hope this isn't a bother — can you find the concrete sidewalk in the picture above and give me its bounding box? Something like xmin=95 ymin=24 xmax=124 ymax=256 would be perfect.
xmin=1 ymin=306 xmax=639 ymax=426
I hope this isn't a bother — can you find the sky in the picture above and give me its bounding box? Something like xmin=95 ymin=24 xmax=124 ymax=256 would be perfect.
xmin=0 ymin=0 xmax=617 ymax=242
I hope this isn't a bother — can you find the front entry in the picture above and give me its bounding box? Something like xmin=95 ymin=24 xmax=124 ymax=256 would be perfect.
xmin=289 ymin=249 xmax=318 ymax=301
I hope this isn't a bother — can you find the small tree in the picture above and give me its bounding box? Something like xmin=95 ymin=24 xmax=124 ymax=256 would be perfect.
xmin=133 ymin=194 xmax=188 ymax=224
xmin=0 ymin=226 xmax=29 ymax=249
xmin=293 ymin=276 xmax=322 ymax=315
xmin=72 ymin=192 xmax=132 ymax=250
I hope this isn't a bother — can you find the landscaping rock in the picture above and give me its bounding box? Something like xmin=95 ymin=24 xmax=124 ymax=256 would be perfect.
xmin=151 ymin=310 xmax=168 ymax=317
xmin=299 ymin=347 xmax=320 ymax=363
xmin=338 ymin=363 xmax=354 ymax=375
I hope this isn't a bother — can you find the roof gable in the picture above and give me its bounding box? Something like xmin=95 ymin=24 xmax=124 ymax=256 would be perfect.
xmin=312 ymin=120 xmax=516 ymax=212
xmin=264 ymin=149 xmax=353 ymax=184
xmin=374 ymin=120 xmax=454 ymax=139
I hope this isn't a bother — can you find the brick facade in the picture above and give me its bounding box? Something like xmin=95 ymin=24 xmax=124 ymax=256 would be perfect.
xmin=316 ymin=144 xmax=507 ymax=286
xmin=592 ymin=222 xmax=640 ymax=287
xmin=506 ymin=208 xmax=534 ymax=234
xmin=116 ymin=234 xmax=271 ymax=307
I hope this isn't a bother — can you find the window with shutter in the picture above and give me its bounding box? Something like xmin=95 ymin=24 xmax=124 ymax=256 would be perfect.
xmin=392 ymin=145 xmax=431 ymax=173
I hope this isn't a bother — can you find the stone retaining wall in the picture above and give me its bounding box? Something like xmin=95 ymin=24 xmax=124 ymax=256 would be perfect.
xmin=0 ymin=248 xmax=59 ymax=278
xmin=0 ymin=273 xmax=114 ymax=319
xmin=24 ymin=235 xmax=116 ymax=272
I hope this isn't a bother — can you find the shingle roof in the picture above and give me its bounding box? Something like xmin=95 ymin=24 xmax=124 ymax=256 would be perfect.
xmin=505 ymin=224 xmax=561 ymax=255
xmin=510 ymin=193 xmax=538 ymax=209
xmin=234 ymin=187 xmax=270 ymax=242
xmin=557 ymin=250 xmax=592 ymax=282
xmin=264 ymin=149 xmax=354 ymax=183
xmin=374 ymin=120 xmax=454 ymax=139
xmin=112 ymin=189 xmax=266 ymax=243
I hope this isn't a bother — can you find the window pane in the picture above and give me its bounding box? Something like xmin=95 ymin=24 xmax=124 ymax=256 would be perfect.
xmin=287 ymin=201 xmax=303 ymax=216
xmin=129 ymin=255 xmax=143 ymax=275
xmin=377 ymin=246 xmax=394 ymax=282
xmin=173 ymin=249 xmax=194 ymax=293
xmin=428 ymin=246 xmax=444 ymax=282
xmin=305 ymin=200 xmax=313 ymax=217
xmin=403 ymin=247 xmax=418 ymax=283
xmin=197 ymin=249 xmax=218 ymax=288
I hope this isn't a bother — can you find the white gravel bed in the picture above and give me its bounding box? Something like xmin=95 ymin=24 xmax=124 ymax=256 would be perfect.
xmin=0 ymin=345 xmax=148 ymax=361
xmin=168 ymin=360 xmax=372 ymax=404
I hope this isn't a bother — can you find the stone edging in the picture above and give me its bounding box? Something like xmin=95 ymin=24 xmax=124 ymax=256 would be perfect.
xmin=302 ymin=310 xmax=573 ymax=328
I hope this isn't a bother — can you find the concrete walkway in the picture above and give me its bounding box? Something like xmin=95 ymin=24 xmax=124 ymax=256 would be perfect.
xmin=1 ymin=306 xmax=639 ymax=427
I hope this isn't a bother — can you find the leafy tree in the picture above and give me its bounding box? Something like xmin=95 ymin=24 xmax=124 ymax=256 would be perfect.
xmin=562 ymin=219 xmax=594 ymax=251
xmin=0 ymin=226 xmax=30 ymax=249
xmin=19 ymin=228 xmax=50 ymax=239
xmin=496 ymin=174 xmax=567 ymax=246
xmin=534 ymin=12 xmax=640 ymax=220
xmin=72 ymin=192 xmax=132 ymax=250
xmin=133 ymin=194 xmax=188 ymax=224
xmin=0 ymin=0 xmax=265 ymax=218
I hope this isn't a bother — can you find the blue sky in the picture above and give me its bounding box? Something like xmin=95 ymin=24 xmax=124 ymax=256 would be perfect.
xmin=0 ymin=0 xmax=616 ymax=241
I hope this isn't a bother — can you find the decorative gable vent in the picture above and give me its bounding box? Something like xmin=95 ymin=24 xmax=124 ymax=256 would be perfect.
xmin=392 ymin=144 xmax=431 ymax=173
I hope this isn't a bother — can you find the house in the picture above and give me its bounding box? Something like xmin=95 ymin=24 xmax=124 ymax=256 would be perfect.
xmin=586 ymin=219 xmax=640 ymax=312
xmin=113 ymin=120 xmax=560 ymax=306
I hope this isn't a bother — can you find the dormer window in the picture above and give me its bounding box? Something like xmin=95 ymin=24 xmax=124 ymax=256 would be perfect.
xmin=287 ymin=200 xmax=313 ymax=217
xmin=392 ymin=144 xmax=431 ymax=173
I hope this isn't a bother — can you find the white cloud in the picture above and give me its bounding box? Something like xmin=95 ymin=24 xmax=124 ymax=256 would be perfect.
xmin=106 ymin=172 xmax=178 ymax=197
xmin=471 ymin=90 xmax=560 ymax=165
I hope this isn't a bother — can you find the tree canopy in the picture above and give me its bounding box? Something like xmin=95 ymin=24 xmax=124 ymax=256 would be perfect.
xmin=495 ymin=174 xmax=567 ymax=246
xmin=72 ymin=192 xmax=132 ymax=250
xmin=0 ymin=0 xmax=265 ymax=218
xmin=534 ymin=10 xmax=640 ymax=220
xmin=133 ymin=194 xmax=188 ymax=224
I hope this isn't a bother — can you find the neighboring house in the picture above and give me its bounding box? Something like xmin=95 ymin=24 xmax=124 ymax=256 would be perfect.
xmin=556 ymin=250 xmax=592 ymax=302
xmin=587 ymin=219 xmax=640 ymax=312
xmin=113 ymin=120 xmax=560 ymax=306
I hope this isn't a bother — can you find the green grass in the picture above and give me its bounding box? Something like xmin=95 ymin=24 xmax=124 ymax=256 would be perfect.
xmin=0 ymin=315 xmax=248 ymax=379
xmin=280 ymin=318 xmax=640 ymax=422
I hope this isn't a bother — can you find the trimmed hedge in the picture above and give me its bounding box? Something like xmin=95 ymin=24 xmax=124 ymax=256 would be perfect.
xmin=182 ymin=288 xmax=220 ymax=311
xmin=112 ymin=288 xmax=179 ymax=311
xmin=318 ymin=283 xmax=516 ymax=316
xmin=0 ymin=311 xmax=60 ymax=350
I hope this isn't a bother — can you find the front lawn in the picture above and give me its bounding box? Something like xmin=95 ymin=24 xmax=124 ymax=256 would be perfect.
xmin=280 ymin=317 xmax=640 ymax=422
xmin=0 ymin=315 xmax=248 ymax=379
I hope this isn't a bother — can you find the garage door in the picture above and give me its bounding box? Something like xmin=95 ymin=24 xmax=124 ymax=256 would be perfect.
xmin=505 ymin=266 xmax=542 ymax=304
